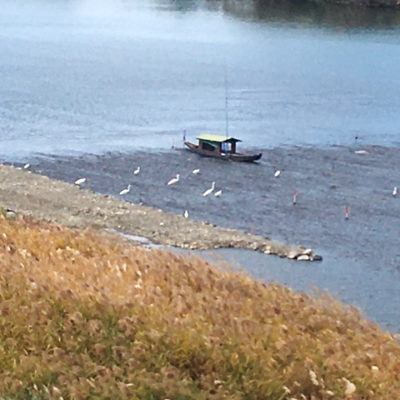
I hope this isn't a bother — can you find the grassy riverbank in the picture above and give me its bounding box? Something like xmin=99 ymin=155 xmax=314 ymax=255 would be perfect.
xmin=1 ymin=214 xmax=400 ymax=399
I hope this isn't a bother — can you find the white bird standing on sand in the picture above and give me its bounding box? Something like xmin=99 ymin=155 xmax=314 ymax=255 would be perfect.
xmin=274 ymin=170 xmax=281 ymax=177
xmin=192 ymin=169 xmax=200 ymax=175
xmin=168 ymin=174 xmax=180 ymax=186
xmin=214 ymin=189 xmax=222 ymax=197
xmin=133 ymin=166 xmax=140 ymax=175
xmin=203 ymin=181 xmax=215 ymax=197
xmin=119 ymin=184 xmax=131 ymax=195
xmin=393 ymin=186 xmax=398 ymax=197
xmin=74 ymin=177 xmax=86 ymax=186
xmin=183 ymin=210 xmax=189 ymax=218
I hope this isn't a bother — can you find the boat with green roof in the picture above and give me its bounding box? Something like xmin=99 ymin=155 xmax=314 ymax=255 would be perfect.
xmin=184 ymin=134 xmax=262 ymax=163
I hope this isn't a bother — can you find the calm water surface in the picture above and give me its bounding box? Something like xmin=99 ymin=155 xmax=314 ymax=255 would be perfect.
xmin=2 ymin=0 xmax=400 ymax=330
xmin=1 ymin=0 xmax=400 ymax=160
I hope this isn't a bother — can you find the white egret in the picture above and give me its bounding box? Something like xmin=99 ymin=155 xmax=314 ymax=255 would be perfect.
xmin=74 ymin=177 xmax=86 ymax=186
xmin=393 ymin=186 xmax=398 ymax=197
xmin=23 ymin=163 xmax=30 ymax=169
xmin=274 ymin=170 xmax=281 ymax=177
xmin=214 ymin=189 xmax=222 ymax=197
xmin=192 ymin=169 xmax=200 ymax=175
xmin=133 ymin=166 xmax=140 ymax=175
xmin=119 ymin=184 xmax=131 ymax=195
xmin=183 ymin=210 xmax=189 ymax=218
xmin=203 ymin=181 xmax=215 ymax=197
xmin=168 ymin=174 xmax=180 ymax=186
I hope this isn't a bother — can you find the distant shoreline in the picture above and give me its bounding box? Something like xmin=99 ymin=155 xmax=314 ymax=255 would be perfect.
xmin=315 ymin=0 xmax=400 ymax=8
xmin=257 ymin=0 xmax=400 ymax=10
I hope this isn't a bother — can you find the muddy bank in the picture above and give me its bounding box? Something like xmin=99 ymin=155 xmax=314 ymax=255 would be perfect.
xmin=13 ymin=144 xmax=400 ymax=272
xmin=0 ymin=164 xmax=320 ymax=261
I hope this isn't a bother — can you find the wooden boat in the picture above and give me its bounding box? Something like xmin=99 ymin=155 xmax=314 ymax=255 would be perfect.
xmin=184 ymin=134 xmax=262 ymax=162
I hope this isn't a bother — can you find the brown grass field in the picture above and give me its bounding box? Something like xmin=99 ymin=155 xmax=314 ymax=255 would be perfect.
xmin=1 ymin=213 xmax=400 ymax=399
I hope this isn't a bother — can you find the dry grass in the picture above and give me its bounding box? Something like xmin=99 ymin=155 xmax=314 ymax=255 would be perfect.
xmin=0 ymin=214 xmax=400 ymax=399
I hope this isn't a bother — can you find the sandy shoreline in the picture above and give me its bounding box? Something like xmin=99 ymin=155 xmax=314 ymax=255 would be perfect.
xmin=0 ymin=164 xmax=320 ymax=261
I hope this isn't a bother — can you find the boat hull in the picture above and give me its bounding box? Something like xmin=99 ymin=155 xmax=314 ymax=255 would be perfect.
xmin=184 ymin=142 xmax=262 ymax=163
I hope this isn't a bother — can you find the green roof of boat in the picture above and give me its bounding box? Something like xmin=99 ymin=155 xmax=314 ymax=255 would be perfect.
xmin=196 ymin=134 xmax=241 ymax=143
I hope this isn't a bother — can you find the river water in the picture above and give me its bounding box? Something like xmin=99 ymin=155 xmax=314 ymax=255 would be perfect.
xmin=1 ymin=0 xmax=400 ymax=159
xmin=1 ymin=0 xmax=400 ymax=331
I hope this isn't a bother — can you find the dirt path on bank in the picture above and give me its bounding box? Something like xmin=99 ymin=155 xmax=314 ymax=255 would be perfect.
xmin=0 ymin=164 xmax=319 ymax=261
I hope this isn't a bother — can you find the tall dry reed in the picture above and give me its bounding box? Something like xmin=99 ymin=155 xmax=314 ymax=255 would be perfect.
xmin=0 ymin=214 xmax=399 ymax=399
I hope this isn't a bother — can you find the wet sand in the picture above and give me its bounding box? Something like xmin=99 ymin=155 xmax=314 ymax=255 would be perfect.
xmin=23 ymin=144 xmax=400 ymax=271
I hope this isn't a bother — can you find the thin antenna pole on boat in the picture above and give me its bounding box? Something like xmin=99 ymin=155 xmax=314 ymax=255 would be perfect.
xmin=224 ymin=64 xmax=229 ymax=139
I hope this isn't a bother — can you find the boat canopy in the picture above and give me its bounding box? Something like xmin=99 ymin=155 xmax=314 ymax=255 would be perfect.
xmin=196 ymin=134 xmax=242 ymax=144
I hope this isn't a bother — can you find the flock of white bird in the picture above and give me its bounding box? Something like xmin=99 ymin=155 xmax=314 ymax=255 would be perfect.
xmin=73 ymin=166 xmax=225 ymax=219
xmin=71 ymin=166 xmax=290 ymax=219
